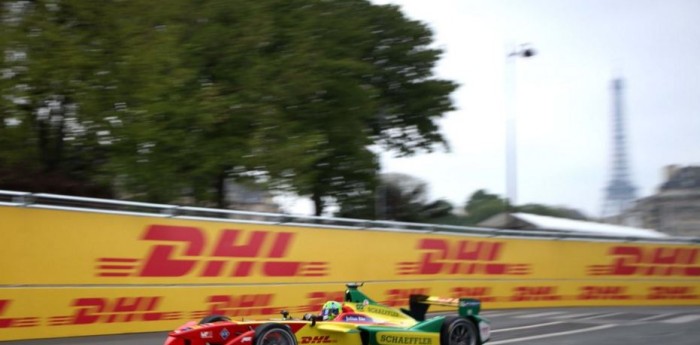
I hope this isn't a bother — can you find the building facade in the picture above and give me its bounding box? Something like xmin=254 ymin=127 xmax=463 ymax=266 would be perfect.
xmin=632 ymin=165 xmax=700 ymax=237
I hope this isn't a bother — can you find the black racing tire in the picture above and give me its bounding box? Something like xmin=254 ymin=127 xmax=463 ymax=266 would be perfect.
xmin=254 ymin=323 xmax=298 ymax=345
xmin=440 ymin=316 xmax=479 ymax=345
xmin=198 ymin=314 xmax=231 ymax=324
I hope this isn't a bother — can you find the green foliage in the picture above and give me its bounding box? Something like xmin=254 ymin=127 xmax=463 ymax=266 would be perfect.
xmin=463 ymin=189 xmax=508 ymax=225
xmin=0 ymin=0 xmax=456 ymax=212
xmin=461 ymin=190 xmax=588 ymax=225
xmin=337 ymin=173 xmax=452 ymax=222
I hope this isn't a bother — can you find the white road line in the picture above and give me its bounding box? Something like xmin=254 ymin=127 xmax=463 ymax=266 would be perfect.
xmin=481 ymin=311 xmax=526 ymax=318
xmin=661 ymin=315 xmax=700 ymax=324
xmin=580 ymin=312 xmax=623 ymax=320
xmin=491 ymin=321 xmax=563 ymax=333
xmin=552 ymin=313 xmax=596 ymax=319
xmin=488 ymin=324 xmax=617 ymax=344
xmin=514 ymin=311 xmax=566 ymax=318
xmin=639 ymin=313 xmax=674 ymax=321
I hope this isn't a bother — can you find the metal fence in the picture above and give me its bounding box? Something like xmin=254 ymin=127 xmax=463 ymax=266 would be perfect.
xmin=1 ymin=190 xmax=698 ymax=244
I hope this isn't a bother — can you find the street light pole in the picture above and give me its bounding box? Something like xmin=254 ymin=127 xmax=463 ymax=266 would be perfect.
xmin=505 ymin=43 xmax=536 ymax=222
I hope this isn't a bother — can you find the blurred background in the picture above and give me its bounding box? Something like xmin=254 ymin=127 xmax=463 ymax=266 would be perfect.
xmin=1 ymin=0 xmax=699 ymax=237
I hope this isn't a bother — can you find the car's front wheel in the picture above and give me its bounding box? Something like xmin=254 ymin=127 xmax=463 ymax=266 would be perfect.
xmin=440 ymin=317 xmax=479 ymax=345
xmin=254 ymin=323 xmax=298 ymax=345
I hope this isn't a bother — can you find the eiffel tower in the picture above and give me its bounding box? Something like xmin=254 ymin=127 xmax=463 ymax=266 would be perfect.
xmin=602 ymin=78 xmax=637 ymax=219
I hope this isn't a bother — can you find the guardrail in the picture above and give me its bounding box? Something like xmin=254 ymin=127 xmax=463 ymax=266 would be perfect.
xmin=1 ymin=190 xmax=698 ymax=244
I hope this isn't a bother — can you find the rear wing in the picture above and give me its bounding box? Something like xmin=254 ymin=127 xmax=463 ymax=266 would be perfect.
xmin=407 ymin=295 xmax=481 ymax=321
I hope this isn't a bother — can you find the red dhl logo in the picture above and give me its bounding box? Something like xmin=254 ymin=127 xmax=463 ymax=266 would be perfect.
xmin=384 ymin=288 xmax=431 ymax=307
xmin=49 ymin=297 xmax=181 ymax=326
xmin=578 ymin=286 xmax=631 ymax=300
xmin=451 ymin=287 xmax=496 ymax=302
xmin=0 ymin=300 xmax=39 ymax=328
xmin=301 ymin=336 xmax=336 ymax=344
xmin=587 ymin=246 xmax=700 ymax=276
xmin=648 ymin=286 xmax=699 ymax=300
xmin=191 ymin=294 xmax=278 ymax=319
xmin=397 ymin=239 xmax=531 ymax=275
xmin=96 ymin=225 xmax=328 ymax=278
xmin=510 ymin=286 xmax=561 ymax=302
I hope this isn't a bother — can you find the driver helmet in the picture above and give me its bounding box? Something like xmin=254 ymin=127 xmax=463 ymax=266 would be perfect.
xmin=321 ymin=301 xmax=342 ymax=320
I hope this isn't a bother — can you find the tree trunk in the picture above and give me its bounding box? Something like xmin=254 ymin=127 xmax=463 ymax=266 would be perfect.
xmin=215 ymin=170 xmax=227 ymax=209
xmin=312 ymin=189 xmax=324 ymax=216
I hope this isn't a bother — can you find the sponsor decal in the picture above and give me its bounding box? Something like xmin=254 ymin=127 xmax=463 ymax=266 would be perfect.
xmin=459 ymin=300 xmax=480 ymax=308
xmin=384 ymin=288 xmax=430 ymax=307
xmin=397 ymin=239 xmax=531 ymax=276
xmin=587 ymin=246 xmax=700 ymax=276
xmin=301 ymin=336 xmax=336 ymax=344
xmin=510 ymin=286 xmax=561 ymax=302
xmin=96 ymin=225 xmax=328 ymax=278
xmin=647 ymin=286 xmax=699 ymax=300
xmin=366 ymin=306 xmax=400 ymax=317
xmin=343 ymin=315 xmax=372 ymax=322
xmin=479 ymin=321 xmax=491 ymax=341
xmin=191 ymin=294 xmax=277 ymax=319
xmin=220 ymin=328 xmax=230 ymax=340
xmin=0 ymin=300 xmax=39 ymax=328
xmin=378 ymin=334 xmax=433 ymax=345
xmin=49 ymin=296 xmax=181 ymax=326
xmin=201 ymin=331 xmax=213 ymax=339
xmin=578 ymin=286 xmax=631 ymax=300
xmin=242 ymin=336 xmax=252 ymax=343
xmin=451 ymin=287 xmax=496 ymax=302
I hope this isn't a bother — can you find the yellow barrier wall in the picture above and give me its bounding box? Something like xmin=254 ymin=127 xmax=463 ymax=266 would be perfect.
xmin=2 ymin=207 xmax=699 ymax=340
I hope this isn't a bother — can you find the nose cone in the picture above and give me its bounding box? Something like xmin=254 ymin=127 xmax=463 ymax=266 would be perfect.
xmin=163 ymin=335 xmax=180 ymax=345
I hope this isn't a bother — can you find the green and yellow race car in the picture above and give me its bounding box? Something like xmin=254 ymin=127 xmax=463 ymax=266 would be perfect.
xmin=164 ymin=283 xmax=491 ymax=345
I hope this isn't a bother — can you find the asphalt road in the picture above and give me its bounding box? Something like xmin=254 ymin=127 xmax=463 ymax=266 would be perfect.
xmin=3 ymin=306 xmax=700 ymax=345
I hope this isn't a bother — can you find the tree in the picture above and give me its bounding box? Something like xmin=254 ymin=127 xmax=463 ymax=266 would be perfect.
xmin=250 ymin=1 xmax=457 ymax=215
xmin=462 ymin=190 xmax=588 ymax=225
xmin=338 ymin=173 xmax=448 ymax=222
xmin=0 ymin=0 xmax=129 ymax=196
xmin=0 ymin=1 xmax=457 ymax=213
xmin=463 ymin=189 xmax=508 ymax=225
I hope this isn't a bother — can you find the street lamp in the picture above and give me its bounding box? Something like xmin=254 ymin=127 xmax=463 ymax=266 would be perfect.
xmin=505 ymin=43 xmax=536 ymax=220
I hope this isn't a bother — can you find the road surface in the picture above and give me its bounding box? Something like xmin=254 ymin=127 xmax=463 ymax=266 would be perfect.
xmin=4 ymin=306 xmax=700 ymax=345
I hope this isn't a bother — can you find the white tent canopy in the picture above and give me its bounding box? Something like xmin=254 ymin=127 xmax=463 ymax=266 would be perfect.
xmin=480 ymin=212 xmax=668 ymax=239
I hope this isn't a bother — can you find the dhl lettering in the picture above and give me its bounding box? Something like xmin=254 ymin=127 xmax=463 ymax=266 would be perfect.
xmin=0 ymin=300 xmax=39 ymax=328
xmin=49 ymin=297 xmax=181 ymax=326
xmin=379 ymin=335 xmax=433 ymax=345
xmin=384 ymin=288 xmax=430 ymax=307
xmin=578 ymin=286 xmax=631 ymax=300
xmin=191 ymin=294 xmax=277 ymax=318
xmin=96 ymin=225 xmax=329 ymax=278
xmin=510 ymin=287 xmax=561 ymax=302
xmin=587 ymin=246 xmax=700 ymax=276
xmin=397 ymin=239 xmax=531 ymax=276
xmin=451 ymin=287 xmax=496 ymax=302
xmin=301 ymin=336 xmax=336 ymax=344
xmin=647 ymin=286 xmax=698 ymax=300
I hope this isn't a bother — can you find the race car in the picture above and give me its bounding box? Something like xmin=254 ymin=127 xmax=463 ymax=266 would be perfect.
xmin=164 ymin=283 xmax=491 ymax=345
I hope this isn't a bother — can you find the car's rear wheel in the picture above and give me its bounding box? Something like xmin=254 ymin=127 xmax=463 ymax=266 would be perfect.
xmin=254 ymin=323 xmax=298 ymax=345
xmin=440 ymin=316 xmax=478 ymax=345
xmin=198 ymin=314 xmax=231 ymax=324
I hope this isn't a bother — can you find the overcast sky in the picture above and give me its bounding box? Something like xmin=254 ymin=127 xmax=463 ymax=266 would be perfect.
xmin=281 ymin=0 xmax=700 ymax=218
xmin=368 ymin=0 xmax=700 ymax=218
